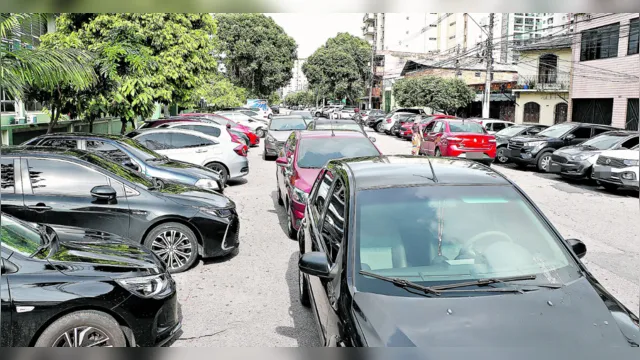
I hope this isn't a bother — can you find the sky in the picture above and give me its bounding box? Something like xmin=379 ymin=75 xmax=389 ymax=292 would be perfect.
xmin=265 ymin=13 xmax=365 ymax=58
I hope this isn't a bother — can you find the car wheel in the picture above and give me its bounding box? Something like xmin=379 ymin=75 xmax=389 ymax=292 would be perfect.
xmin=286 ymin=208 xmax=297 ymax=240
xmin=34 ymin=310 xmax=126 ymax=347
xmin=496 ymin=147 xmax=509 ymax=164
xmin=536 ymin=152 xmax=552 ymax=172
xmin=255 ymin=128 xmax=265 ymax=138
xmin=601 ymin=182 xmax=619 ymax=191
xmin=144 ymin=222 xmax=198 ymax=274
xmin=376 ymin=122 xmax=384 ymax=133
xmin=205 ymin=162 xmax=229 ymax=187
xmin=315 ymin=112 xmax=321 ymax=117
xmin=299 ymin=253 xmax=311 ymax=307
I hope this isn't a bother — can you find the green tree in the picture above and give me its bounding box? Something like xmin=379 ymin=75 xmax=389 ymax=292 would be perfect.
xmin=303 ymin=33 xmax=371 ymax=104
xmin=194 ymin=75 xmax=247 ymax=110
xmin=216 ymin=14 xmax=297 ymax=96
xmin=393 ymin=76 xmax=475 ymax=115
xmin=267 ymin=91 xmax=281 ymax=106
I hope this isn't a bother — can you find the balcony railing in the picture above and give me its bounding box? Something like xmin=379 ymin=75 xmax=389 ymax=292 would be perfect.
xmin=515 ymin=74 xmax=570 ymax=91
xmin=363 ymin=13 xmax=376 ymax=23
xmin=363 ymin=26 xmax=375 ymax=36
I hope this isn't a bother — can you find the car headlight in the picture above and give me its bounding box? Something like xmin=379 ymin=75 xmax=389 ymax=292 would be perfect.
xmin=266 ymin=135 xmax=276 ymax=143
xmin=291 ymin=186 xmax=308 ymax=203
xmin=572 ymin=154 xmax=592 ymax=161
xmin=623 ymin=159 xmax=639 ymax=166
xmin=524 ymin=141 xmax=544 ymax=147
xmin=115 ymin=274 xmax=171 ymax=299
xmin=197 ymin=206 xmax=234 ymax=218
xmin=195 ymin=178 xmax=221 ymax=190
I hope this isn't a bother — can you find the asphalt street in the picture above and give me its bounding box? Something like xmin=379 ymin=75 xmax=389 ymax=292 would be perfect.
xmin=171 ymin=126 xmax=639 ymax=347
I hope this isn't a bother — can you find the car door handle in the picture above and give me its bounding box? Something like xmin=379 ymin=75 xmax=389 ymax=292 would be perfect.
xmin=28 ymin=204 xmax=51 ymax=211
xmin=195 ymin=149 xmax=208 ymax=153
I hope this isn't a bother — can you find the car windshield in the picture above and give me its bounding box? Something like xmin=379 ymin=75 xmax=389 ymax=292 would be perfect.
xmin=314 ymin=122 xmax=362 ymax=132
xmin=80 ymin=152 xmax=155 ymax=189
xmin=496 ymin=125 xmax=527 ymax=137
xmin=269 ymin=117 xmax=307 ymax=130
xmin=448 ymin=121 xmax=485 ymax=133
xmin=297 ymin=137 xmax=379 ymax=168
xmin=537 ymin=123 xmax=576 ymax=138
xmin=354 ymin=185 xmax=579 ymax=296
xmin=242 ymin=111 xmax=259 ymax=117
xmin=1 ymin=215 xmax=44 ymax=257
xmin=291 ymin=111 xmax=312 ymax=120
xmin=581 ymin=133 xmax=630 ymax=150
xmin=118 ymin=138 xmax=163 ymax=161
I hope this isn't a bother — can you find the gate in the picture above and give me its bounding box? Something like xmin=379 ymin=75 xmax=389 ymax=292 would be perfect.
xmin=626 ymin=99 xmax=639 ymax=131
xmin=571 ymin=99 xmax=613 ymax=125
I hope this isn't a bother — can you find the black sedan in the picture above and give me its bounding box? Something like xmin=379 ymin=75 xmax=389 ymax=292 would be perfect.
xmin=494 ymin=123 xmax=548 ymax=164
xmin=1 ymin=146 xmax=240 ymax=273
xmin=0 ymin=212 xmax=181 ymax=347
xmin=297 ymin=155 xmax=639 ymax=347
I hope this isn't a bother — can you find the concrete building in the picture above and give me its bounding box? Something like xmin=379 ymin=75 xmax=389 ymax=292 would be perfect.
xmin=280 ymin=58 xmax=308 ymax=99
xmin=568 ymin=13 xmax=639 ymax=130
xmin=511 ymin=36 xmax=572 ymax=126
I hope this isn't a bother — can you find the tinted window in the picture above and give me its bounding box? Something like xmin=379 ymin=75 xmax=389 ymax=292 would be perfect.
xmin=86 ymin=141 xmax=131 ymax=163
xmin=314 ymin=122 xmax=362 ymax=132
xmin=537 ymin=123 xmax=576 ymax=138
xmin=571 ymin=127 xmax=592 ymax=139
xmin=1 ymin=158 xmax=15 ymax=194
xmin=321 ymin=179 xmax=346 ymax=263
xmin=620 ymin=136 xmax=639 ymax=149
xmin=312 ymin=173 xmax=334 ymax=220
xmin=297 ymin=137 xmax=379 ymax=169
xmin=448 ymin=121 xmax=485 ymax=133
xmin=269 ymin=117 xmax=307 ymax=131
xmin=169 ymin=133 xmax=214 ymax=149
xmin=136 ymin=133 xmax=171 ymax=150
xmin=179 ymin=125 xmax=221 ymax=138
xmin=28 ymin=159 xmax=109 ymax=196
xmin=492 ymin=122 xmax=507 ymax=131
xmin=1 ymin=216 xmax=42 ymax=257
xmin=39 ymin=138 xmax=78 ymax=149
xmin=496 ymin=125 xmax=527 ymax=137
xmin=423 ymin=121 xmax=436 ymax=133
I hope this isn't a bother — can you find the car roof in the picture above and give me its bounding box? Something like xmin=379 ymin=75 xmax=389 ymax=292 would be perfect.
xmin=2 ymin=145 xmax=101 ymax=159
xmin=559 ymin=122 xmax=617 ymax=129
xmin=131 ymin=127 xmax=218 ymax=139
xmin=30 ymin=132 xmax=126 ymax=141
xmin=313 ymin=118 xmax=356 ymax=123
xmin=328 ymin=155 xmax=511 ymax=190
xmin=298 ymin=130 xmax=369 ymax=139
xmin=598 ymin=130 xmax=637 ymax=136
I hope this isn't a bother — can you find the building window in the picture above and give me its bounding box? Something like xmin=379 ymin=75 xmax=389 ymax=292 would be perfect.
xmin=628 ymin=18 xmax=639 ymax=55
xmin=1 ymin=91 xmax=16 ymax=113
xmin=523 ymin=102 xmax=541 ymax=123
xmin=580 ymin=23 xmax=620 ymax=61
xmin=554 ymin=103 xmax=568 ymax=124
xmin=627 ymin=99 xmax=639 ymax=131
xmin=25 ymin=100 xmax=43 ymax=112
xmin=475 ymin=72 xmax=481 ymax=77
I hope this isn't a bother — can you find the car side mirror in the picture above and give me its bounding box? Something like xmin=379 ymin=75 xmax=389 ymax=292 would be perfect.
xmin=91 ymin=185 xmax=117 ymax=201
xmin=369 ymin=136 xmax=376 ymax=143
xmin=299 ymin=252 xmax=334 ymax=279
xmin=1 ymin=259 xmax=18 ymax=274
xmin=565 ymin=134 xmax=576 ymax=141
xmin=567 ymin=238 xmax=587 ymax=258
xmin=276 ymin=157 xmax=288 ymax=166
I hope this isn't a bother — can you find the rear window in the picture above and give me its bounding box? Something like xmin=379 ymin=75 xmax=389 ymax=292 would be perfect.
xmin=448 ymin=121 xmax=486 ymax=134
xmin=297 ymin=137 xmax=380 ymax=168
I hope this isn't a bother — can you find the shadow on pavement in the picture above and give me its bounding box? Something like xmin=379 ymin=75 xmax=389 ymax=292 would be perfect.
xmin=270 ymin=190 xmax=289 ymax=235
xmin=227 ymin=178 xmax=248 ymax=187
xmin=274 ymin=251 xmax=320 ymax=346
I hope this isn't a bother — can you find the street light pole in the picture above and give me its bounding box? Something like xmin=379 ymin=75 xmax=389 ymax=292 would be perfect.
xmin=482 ymin=13 xmax=494 ymax=118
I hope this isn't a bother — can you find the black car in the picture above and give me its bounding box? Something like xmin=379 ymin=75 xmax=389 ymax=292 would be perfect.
xmin=0 ymin=212 xmax=181 ymax=347
xmin=297 ymin=155 xmax=639 ymax=347
xmin=494 ymin=123 xmax=549 ymax=164
xmin=549 ymin=131 xmax=639 ymax=179
xmin=1 ymin=147 xmax=240 ymax=273
xmin=270 ymin=105 xmax=280 ymax=115
xmin=504 ymin=122 xmax=618 ymax=172
xmin=21 ymin=133 xmax=224 ymax=191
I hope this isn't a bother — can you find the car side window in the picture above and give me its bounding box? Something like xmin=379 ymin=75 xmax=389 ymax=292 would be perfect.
xmin=169 ymin=133 xmax=214 ymax=149
xmin=190 ymin=125 xmax=221 ymax=138
xmin=86 ymin=141 xmax=131 ymax=164
xmin=27 ymin=159 xmax=109 ymax=197
xmin=432 ymin=121 xmax=444 ymax=133
xmin=423 ymin=121 xmax=436 ymax=134
xmin=620 ymin=136 xmax=639 ymax=149
xmin=1 ymin=158 xmax=16 ymax=194
xmin=571 ymin=127 xmax=593 ymax=140
xmin=592 ymin=127 xmax=612 ymax=136
xmin=38 ymin=138 xmax=78 ymax=149
xmin=320 ymin=178 xmax=346 ymax=263
xmin=136 ymin=133 xmax=171 ymax=150
xmin=484 ymin=123 xmax=493 ymax=131
xmin=312 ymin=172 xmax=334 ymax=221
xmin=492 ymin=122 xmax=507 ymax=131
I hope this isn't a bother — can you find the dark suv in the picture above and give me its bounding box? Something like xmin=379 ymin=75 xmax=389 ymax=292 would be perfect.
xmin=504 ymin=122 xmax=617 ymax=172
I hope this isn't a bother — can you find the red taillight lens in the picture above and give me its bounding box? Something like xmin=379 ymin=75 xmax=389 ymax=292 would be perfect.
xmin=386 ymin=118 xmax=392 ymax=123
xmin=234 ymin=145 xmax=248 ymax=157
xmin=446 ymin=137 xmax=463 ymax=142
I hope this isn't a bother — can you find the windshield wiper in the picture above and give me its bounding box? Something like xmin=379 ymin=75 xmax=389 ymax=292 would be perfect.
xmin=360 ymin=270 xmax=441 ymax=296
xmin=429 ymin=274 xmax=562 ymax=291
xmin=30 ymin=225 xmax=54 ymax=258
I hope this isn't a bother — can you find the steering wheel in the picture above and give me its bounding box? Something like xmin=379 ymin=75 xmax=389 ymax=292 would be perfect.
xmin=463 ymin=231 xmax=514 ymax=255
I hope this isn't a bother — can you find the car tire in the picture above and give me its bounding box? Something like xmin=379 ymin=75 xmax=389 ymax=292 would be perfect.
xmin=144 ymin=222 xmax=198 ymax=274
xmin=205 ymin=162 xmax=229 ymax=187
xmin=299 ymin=254 xmax=311 ymax=308
xmin=601 ymin=182 xmax=619 ymax=191
xmin=536 ymin=152 xmax=552 ymax=172
xmin=34 ymin=310 xmax=126 ymax=347
xmin=496 ymin=147 xmax=509 ymax=164
xmin=286 ymin=207 xmax=297 ymax=240
xmin=255 ymin=128 xmax=265 ymax=138
xmin=376 ymin=122 xmax=384 ymax=133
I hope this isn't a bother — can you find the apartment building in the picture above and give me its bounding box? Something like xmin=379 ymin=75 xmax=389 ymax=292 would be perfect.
xmin=569 ymin=13 xmax=639 ymax=130
xmin=280 ymin=58 xmax=308 ymax=99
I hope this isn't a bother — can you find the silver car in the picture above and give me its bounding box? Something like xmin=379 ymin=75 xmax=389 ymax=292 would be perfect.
xmin=263 ymin=116 xmax=308 ymax=160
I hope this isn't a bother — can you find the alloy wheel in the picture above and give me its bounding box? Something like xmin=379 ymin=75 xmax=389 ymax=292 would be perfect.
xmin=256 ymin=128 xmax=265 ymax=138
xmin=376 ymin=122 xmax=384 ymax=133
xmin=151 ymin=230 xmax=193 ymax=271
xmin=496 ymin=148 xmax=508 ymax=163
xmin=52 ymin=327 xmax=113 ymax=347
xmin=539 ymin=154 xmax=551 ymax=171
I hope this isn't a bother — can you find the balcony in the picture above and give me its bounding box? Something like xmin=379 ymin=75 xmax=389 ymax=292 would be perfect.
xmin=514 ymin=74 xmax=570 ymax=92
xmin=375 ymin=66 xmax=384 ymax=76
xmin=363 ymin=26 xmax=375 ymax=36
xmin=363 ymin=13 xmax=376 ymax=23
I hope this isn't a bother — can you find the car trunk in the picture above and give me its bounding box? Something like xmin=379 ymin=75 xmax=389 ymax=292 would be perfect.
xmin=450 ymin=133 xmax=494 ymax=150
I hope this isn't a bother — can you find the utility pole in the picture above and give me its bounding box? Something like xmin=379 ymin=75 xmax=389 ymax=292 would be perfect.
xmin=482 ymin=13 xmax=494 ymax=119
xmin=368 ymin=14 xmax=377 ymax=110
xmin=455 ymin=45 xmax=461 ymax=78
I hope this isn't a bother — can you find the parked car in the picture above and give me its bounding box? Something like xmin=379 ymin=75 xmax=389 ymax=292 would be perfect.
xmin=494 ymin=123 xmax=549 ymax=164
xmin=288 ymin=111 xmax=314 ymax=124
xmin=592 ymin=144 xmax=640 ymax=191
xmin=504 ymin=122 xmax=618 ymax=172
xmin=368 ymin=112 xmax=391 ymax=129
xmin=143 ymin=119 xmax=250 ymax=148
xmin=215 ymin=111 xmax=268 ymax=138
xmin=270 ymin=105 xmax=280 ymax=115
xmin=397 ymin=114 xmax=422 ymax=139
xmin=382 ymin=112 xmax=414 ymax=134
xmin=306 ymin=118 xmax=369 ymax=136
xmin=410 ymin=115 xmax=457 ymax=151
xmin=275 ymin=131 xmax=382 ymax=239
xmin=363 ymin=109 xmax=385 ymax=124
xmin=418 ymin=119 xmax=496 ymax=166
xmin=129 ymin=128 xmax=249 ymax=185
xmin=172 ymin=114 xmax=261 ymax=147
xmin=296 ymin=154 xmax=639 ymax=347
xmin=374 ymin=109 xmax=425 ymax=133
xmin=0 ymin=212 xmax=182 ymax=347
xmin=21 ymin=133 xmax=225 ymax=192
xmin=549 ymin=131 xmax=639 ymax=179
xmin=1 ymin=147 xmax=240 ymax=273
xmin=468 ymin=118 xmax=516 ymax=134
xmin=264 ymin=116 xmax=308 ymax=160
xmin=337 ymin=106 xmax=357 ymax=119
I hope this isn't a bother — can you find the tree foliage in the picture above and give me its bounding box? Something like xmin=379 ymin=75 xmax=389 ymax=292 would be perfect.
xmin=193 ymin=75 xmax=247 ymax=110
xmin=215 ymin=13 xmax=297 ymax=97
xmin=267 ymin=91 xmax=281 ymax=106
xmin=303 ymin=33 xmax=371 ymax=104
xmin=284 ymin=90 xmax=314 ymax=107
xmin=393 ymin=76 xmax=476 ymax=115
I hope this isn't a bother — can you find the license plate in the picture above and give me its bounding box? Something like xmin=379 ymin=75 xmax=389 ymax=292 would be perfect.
xmin=594 ymin=166 xmax=612 ymax=179
xmin=548 ymin=163 xmax=562 ymax=173
xmin=460 ymin=152 xmax=483 ymax=159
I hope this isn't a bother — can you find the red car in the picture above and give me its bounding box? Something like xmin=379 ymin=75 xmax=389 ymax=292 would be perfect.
xmin=418 ymin=118 xmax=496 ymax=166
xmin=180 ymin=113 xmax=260 ymax=147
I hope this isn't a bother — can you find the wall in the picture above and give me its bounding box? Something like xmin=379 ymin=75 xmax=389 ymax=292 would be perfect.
xmin=569 ymin=13 xmax=640 ymax=128
xmin=1 ymin=117 xmax=122 ymax=145
xmin=514 ymin=92 xmax=568 ymax=125
xmin=516 ymin=47 xmax=572 ymax=86
xmin=405 ymin=67 xmax=517 ymax=84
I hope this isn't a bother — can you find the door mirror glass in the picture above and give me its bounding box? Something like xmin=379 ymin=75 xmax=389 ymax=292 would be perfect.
xmin=299 ymin=252 xmax=334 ymax=279
xmin=90 ymin=185 xmax=117 ymax=201
xmin=275 ymin=157 xmax=288 ymax=166
xmin=567 ymin=238 xmax=587 ymax=258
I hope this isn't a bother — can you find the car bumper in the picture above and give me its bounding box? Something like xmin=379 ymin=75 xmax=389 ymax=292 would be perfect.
xmin=228 ymin=157 xmax=249 ymax=179
xmin=446 ymin=147 xmax=495 ymax=163
xmin=113 ymin=282 xmax=182 ymax=347
xmin=189 ymin=209 xmax=240 ymax=258
xmin=264 ymin=141 xmax=283 ymax=157
xmin=290 ymin=199 xmax=306 ymax=231
xmin=591 ymin=164 xmax=640 ymax=189
xmin=401 ymin=130 xmax=412 ymax=139
xmin=548 ymin=157 xmax=591 ymax=177
xmin=503 ymin=147 xmax=538 ymax=165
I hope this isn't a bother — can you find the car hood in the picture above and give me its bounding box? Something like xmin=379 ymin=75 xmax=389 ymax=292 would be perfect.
xmin=268 ymin=130 xmax=294 ymax=142
xmin=152 ymin=159 xmax=222 ymax=182
xmin=47 ymin=230 xmax=165 ymax=276
xmin=158 ymin=182 xmax=235 ymax=208
xmin=598 ymin=149 xmax=640 ymax=160
xmin=353 ymin=278 xmax=639 ymax=347
xmin=293 ymin=168 xmax=322 ymax=193
xmin=554 ymin=145 xmax=603 ymax=157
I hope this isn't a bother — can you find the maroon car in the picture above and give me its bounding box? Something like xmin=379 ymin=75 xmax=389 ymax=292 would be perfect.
xmin=275 ymin=130 xmax=382 ymax=239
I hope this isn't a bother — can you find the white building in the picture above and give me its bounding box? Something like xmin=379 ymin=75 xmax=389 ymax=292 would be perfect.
xmin=280 ymin=58 xmax=308 ymax=99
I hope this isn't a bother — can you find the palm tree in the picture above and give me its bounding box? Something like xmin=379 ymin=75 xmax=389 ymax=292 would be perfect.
xmin=0 ymin=13 xmax=96 ymax=103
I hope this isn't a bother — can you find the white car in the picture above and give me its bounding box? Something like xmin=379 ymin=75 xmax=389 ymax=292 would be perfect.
xmin=381 ymin=112 xmax=414 ymax=134
xmin=216 ymin=111 xmax=268 ymax=137
xmin=155 ymin=121 xmax=248 ymax=147
xmin=469 ymin=118 xmax=516 ymax=134
xmin=247 ymin=107 xmax=272 ymax=120
xmin=591 ymin=144 xmax=639 ymax=191
xmin=132 ymin=128 xmax=249 ymax=186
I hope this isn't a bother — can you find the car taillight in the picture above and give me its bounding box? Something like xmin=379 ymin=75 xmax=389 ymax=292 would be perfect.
xmin=386 ymin=118 xmax=392 ymax=123
xmin=234 ymin=145 xmax=248 ymax=157
xmin=488 ymin=139 xmax=496 ymax=143
xmin=446 ymin=137 xmax=462 ymax=142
